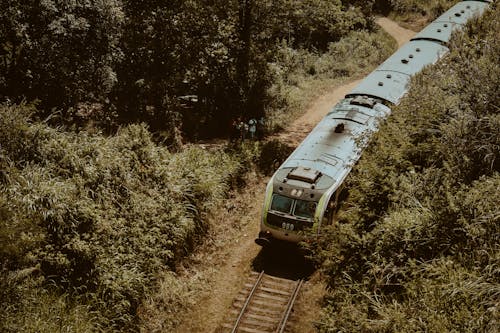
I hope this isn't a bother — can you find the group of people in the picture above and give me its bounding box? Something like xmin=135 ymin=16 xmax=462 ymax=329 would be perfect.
xmin=231 ymin=116 xmax=266 ymax=141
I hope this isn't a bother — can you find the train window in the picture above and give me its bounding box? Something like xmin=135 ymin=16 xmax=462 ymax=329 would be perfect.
xmin=270 ymin=194 xmax=293 ymax=214
xmin=294 ymin=200 xmax=317 ymax=219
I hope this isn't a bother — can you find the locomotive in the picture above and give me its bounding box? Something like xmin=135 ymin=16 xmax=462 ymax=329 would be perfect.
xmin=255 ymin=0 xmax=492 ymax=246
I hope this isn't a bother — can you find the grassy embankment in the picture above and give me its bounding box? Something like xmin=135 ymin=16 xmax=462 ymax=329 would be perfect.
xmin=0 ymin=13 xmax=396 ymax=333
xmin=313 ymin=4 xmax=499 ymax=332
xmin=0 ymin=105 xmax=244 ymax=331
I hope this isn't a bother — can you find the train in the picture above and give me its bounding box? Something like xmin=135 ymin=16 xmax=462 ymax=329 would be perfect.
xmin=255 ymin=0 xmax=492 ymax=246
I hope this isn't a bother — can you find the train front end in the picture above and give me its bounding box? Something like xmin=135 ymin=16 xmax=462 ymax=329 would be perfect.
xmin=255 ymin=166 xmax=336 ymax=245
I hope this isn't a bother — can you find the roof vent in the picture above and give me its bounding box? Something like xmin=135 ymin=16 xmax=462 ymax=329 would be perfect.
xmin=334 ymin=123 xmax=345 ymax=133
xmin=455 ymin=12 xmax=461 ymax=17
xmin=401 ymin=59 xmax=409 ymax=64
xmin=287 ymin=167 xmax=321 ymax=184
xmin=444 ymin=23 xmax=448 ymax=27
xmin=466 ymin=5 xmax=471 ymax=9
xmin=437 ymin=29 xmax=442 ymax=33
xmin=416 ymin=48 xmax=421 ymax=52
xmin=378 ymin=81 xmax=384 ymax=86
xmin=409 ymin=54 xmax=414 ymax=58
xmin=386 ymin=74 xmax=392 ymax=79
xmin=350 ymin=95 xmax=376 ymax=108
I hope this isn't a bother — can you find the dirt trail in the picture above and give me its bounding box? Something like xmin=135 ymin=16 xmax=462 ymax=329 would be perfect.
xmin=376 ymin=17 xmax=416 ymax=47
xmin=171 ymin=18 xmax=416 ymax=333
xmin=172 ymin=176 xmax=265 ymax=333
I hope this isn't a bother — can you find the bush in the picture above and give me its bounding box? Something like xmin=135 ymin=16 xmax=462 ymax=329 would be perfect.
xmin=0 ymin=103 xmax=242 ymax=330
xmin=257 ymin=140 xmax=295 ymax=175
xmin=0 ymin=276 xmax=98 ymax=333
xmin=389 ymin=0 xmax=456 ymax=16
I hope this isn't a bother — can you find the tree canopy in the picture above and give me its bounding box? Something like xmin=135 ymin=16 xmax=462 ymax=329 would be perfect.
xmin=1 ymin=0 xmax=374 ymax=139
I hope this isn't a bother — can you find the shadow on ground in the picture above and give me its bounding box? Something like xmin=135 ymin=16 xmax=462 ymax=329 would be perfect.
xmin=251 ymin=243 xmax=316 ymax=280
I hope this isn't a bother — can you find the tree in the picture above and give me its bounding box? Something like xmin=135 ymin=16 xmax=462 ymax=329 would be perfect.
xmin=0 ymin=0 xmax=124 ymax=113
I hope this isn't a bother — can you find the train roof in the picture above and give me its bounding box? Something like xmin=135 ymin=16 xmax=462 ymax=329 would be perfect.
xmin=347 ymin=40 xmax=448 ymax=104
xmin=348 ymin=0 xmax=491 ymax=105
xmin=412 ymin=21 xmax=459 ymax=44
xmin=433 ymin=1 xmax=491 ymax=27
xmin=279 ymin=99 xmax=390 ymax=185
xmin=411 ymin=1 xmax=491 ymax=43
xmin=347 ymin=71 xmax=409 ymax=104
xmin=377 ymin=40 xmax=449 ymax=76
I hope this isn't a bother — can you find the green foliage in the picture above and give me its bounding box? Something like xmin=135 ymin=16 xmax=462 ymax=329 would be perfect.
xmin=388 ymin=0 xmax=459 ymax=16
xmin=0 ymin=104 xmax=241 ymax=330
xmin=1 ymin=0 xmax=375 ymax=138
xmin=374 ymin=0 xmax=461 ymax=28
xmin=257 ymin=140 xmax=295 ymax=175
xmin=0 ymin=276 xmax=97 ymax=333
xmin=274 ymin=0 xmax=373 ymax=49
xmin=314 ymin=5 xmax=500 ymax=332
xmin=139 ymin=270 xmax=209 ymax=332
xmin=373 ymin=0 xmax=459 ymax=17
xmin=0 ymin=0 xmax=124 ymax=110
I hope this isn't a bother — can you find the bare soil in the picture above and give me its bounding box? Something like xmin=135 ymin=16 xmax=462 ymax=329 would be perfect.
xmin=163 ymin=18 xmax=416 ymax=333
xmin=375 ymin=17 xmax=416 ymax=47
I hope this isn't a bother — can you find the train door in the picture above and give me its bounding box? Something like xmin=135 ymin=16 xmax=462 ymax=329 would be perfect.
xmin=322 ymin=193 xmax=336 ymax=226
xmin=322 ymin=184 xmax=349 ymax=226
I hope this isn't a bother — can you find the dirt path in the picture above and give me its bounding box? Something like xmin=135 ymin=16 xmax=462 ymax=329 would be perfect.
xmin=376 ymin=17 xmax=416 ymax=47
xmin=170 ymin=18 xmax=416 ymax=333
xmin=172 ymin=176 xmax=266 ymax=333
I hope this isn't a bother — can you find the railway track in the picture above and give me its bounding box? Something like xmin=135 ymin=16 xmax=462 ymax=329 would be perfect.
xmin=218 ymin=271 xmax=303 ymax=333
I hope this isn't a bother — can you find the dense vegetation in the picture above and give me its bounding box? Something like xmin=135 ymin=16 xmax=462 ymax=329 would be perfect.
xmin=4 ymin=0 xmax=485 ymax=331
xmin=313 ymin=4 xmax=499 ymax=332
xmin=375 ymin=0 xmax=460 ymax=16
xmin=374 ymin=0 xmax=462 ymax=29
xmin=0 ymin=1 xmax=397 ymax=332
xmin=0 ymin=103 xmax=244 ymax=330
xmin=0 ymin=0 xmax=380 ymax=141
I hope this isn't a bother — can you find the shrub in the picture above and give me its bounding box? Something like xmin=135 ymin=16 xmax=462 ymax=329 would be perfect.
xmin=0 ymin=103 xmax=241 ymax=330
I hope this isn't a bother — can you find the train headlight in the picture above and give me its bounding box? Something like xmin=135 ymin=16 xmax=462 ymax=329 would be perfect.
xmin=291 ymin=189 xmax=303 ymax=197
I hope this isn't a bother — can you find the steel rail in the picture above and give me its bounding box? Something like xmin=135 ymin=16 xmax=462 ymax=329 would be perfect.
xmin=231 ymin=270 xmax=265 ymax=333
xmin=276 ymin=279 xmax=303 ymax=333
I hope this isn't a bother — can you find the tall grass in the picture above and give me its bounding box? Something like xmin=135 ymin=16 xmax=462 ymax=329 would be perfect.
xmin=0 ymin=104 xmax=242 ymax=331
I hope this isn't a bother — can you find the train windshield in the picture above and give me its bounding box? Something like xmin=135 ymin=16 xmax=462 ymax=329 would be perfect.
xmin=270 ymin=194 xmax=293 ymax=214
xmin=294 ymin=200 xmax=317 ymax=219
xmin=270 ymin=194 xmax=316 ymax=219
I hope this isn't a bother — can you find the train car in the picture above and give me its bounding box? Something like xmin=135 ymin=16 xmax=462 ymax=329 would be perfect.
xmin=255 ymin=0 xmax=492 ymax=246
